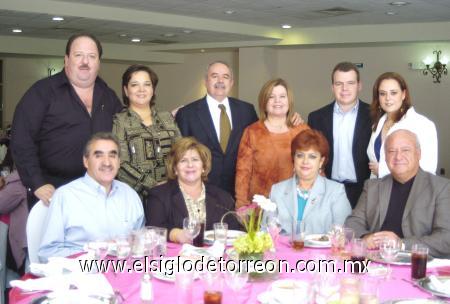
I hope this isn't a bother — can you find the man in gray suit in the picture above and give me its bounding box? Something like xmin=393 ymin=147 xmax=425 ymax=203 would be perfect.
xmin=345 ymin=129 xmax=450 ymax=258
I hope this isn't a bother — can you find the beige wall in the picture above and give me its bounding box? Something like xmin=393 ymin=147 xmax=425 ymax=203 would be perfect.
xmin=2 ymin=42 xmax=449 ymax=174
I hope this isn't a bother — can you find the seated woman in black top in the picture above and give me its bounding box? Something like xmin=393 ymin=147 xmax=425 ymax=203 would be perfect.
xmin=145 ymin=137 xmax=240 ymax=243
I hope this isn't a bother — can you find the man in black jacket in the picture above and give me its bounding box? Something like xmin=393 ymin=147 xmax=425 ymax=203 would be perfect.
xmin=308 ymin=62 xmax=371 ymax=208
xmin=11 ymin=33 xmax=123 ymax=207
xmin=175 ymin=61 xmax=258 ymax=196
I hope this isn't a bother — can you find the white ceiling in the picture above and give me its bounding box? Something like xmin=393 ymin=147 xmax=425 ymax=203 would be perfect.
xmin=1 ymin=0 xmax=450 ymax=61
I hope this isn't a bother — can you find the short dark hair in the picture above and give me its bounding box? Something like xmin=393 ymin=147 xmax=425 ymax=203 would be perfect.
xmin=122 ymin=65 xmax=159 ymax=107
xmin=331 ymin=62 xmax=360 ymax=83
xmin=166 ymin=137 xmax=211 ymax=181
xmin=65 ymin=33 xmax=103 ymax=58
xmin=83 ymin=132 xmax=120 ymax=158
xmin=291 ymin=129 xmax=330 ymax=169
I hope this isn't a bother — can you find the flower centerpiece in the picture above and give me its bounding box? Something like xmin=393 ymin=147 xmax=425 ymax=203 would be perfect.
xmin=233 ymin=195 xmax=276 ymax=257
xmin=222 ymin=195 xmax=277 ymax=280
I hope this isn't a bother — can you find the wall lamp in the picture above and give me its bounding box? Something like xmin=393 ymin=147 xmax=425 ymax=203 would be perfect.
xmin=422 ymin=50 xmax=448 ymax=83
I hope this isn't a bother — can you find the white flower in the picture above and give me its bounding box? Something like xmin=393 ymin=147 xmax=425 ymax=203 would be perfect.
xmin=252 ymin=194 xmax=277 ymax=212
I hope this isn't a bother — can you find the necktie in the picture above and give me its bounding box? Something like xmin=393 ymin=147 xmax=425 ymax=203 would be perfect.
xmin=218 ymin=104 xmax=231 ymax=153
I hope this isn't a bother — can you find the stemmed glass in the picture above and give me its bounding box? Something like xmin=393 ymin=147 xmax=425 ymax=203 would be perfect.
xmin=379 ymin=238 xmax=401 ymax=279
xmin=224 ymin=263 xmax=249 ymax=304
xmin=182 ymin=217 xmax=201 ymax=244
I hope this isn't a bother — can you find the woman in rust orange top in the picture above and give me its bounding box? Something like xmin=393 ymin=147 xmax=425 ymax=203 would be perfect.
xmin=235 ymin=78 xmax=309 ymax=208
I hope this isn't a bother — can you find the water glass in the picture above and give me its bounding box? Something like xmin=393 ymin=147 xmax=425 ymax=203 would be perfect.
xmin=329 ymin=224 xmax=344 ymax=255
xmin=411 ymin=243 xmax=428 ymax=279
xmin=341 ymin=228 xmax=355 ymax=258
xmin=213 ymin=222 xmax=228 ymax=246
xmin=152 ymin=227 xmax=168 ymax=258
xmin=291 ymin=220 xmax=305 ymax=251
xmin=175 ymin=270 xmax=194 ymax=304
xmin=359 ymin=277 xmax=380 ymax=304
xmin=116 ymin=234 xmax=131 ymax=259
xmin=379 ymin=238 xmax=400 ymax=278
xmin=183 ymin=217 xmax=201 ymax=244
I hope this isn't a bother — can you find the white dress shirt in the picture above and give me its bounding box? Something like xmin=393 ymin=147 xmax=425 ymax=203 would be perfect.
xmin=206 ymin=94 xmax=233 ymax=141
xmin=331 ymin=101 xmax=359 ymax=182
xmin=38 ymin=173 xmax=144 ymax=262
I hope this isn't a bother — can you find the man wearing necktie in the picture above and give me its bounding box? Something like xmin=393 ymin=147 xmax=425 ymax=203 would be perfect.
xmin=176 ymin=61 xmax=258 ymax=196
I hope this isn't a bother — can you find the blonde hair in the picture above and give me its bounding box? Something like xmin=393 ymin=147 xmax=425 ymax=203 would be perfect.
xmin=258 ymin=78 xmax=294 ymax=127
xmin=166 ymin=137 xmax=212 ymax=181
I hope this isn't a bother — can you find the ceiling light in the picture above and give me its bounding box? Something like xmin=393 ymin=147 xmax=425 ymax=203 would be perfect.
xmin=200 ymin=49 xmax=205 ymax=53
xmin=162 ymin=33 xmax=176 ymax=38
xmin=182 ymin=29 xmax=193 ymax=34
xmin=52 ymin=16 xmax=64 ymax=21
xmin=12 ymin=28 xmax=22 ymax=33
xmin=389 ymin=1 xmax=410 ymax=6
xmin=385 ymin=11 xmax=398 ymax=15
xmin=281 ymin=24 xmax=292 ymax=29
xmin=119 ymin=34 xmax=127 ymax=37
xmin=131 ymin=38 xmax=141 ymax=43
xmin=224 ymin=10 xmax=235 ymax=15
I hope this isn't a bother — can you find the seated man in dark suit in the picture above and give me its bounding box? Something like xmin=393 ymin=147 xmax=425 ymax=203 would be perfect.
xmin=345 ymin=129 xmax=450 ymax=258
xmin=175 ymin=61 xmax=258 ymax=196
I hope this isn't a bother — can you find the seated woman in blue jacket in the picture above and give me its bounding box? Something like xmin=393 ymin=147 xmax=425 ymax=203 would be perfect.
xmin=269 ymin=129 xmax=351 ymax=235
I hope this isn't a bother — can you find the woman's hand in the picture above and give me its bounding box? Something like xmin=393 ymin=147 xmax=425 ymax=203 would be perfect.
xmin=169 ymin=228 xmax=192 ymax=244
xmin=290 ymin=112 xmax=304 ymax=126
xmin=368 ymin=161 xmax=379 ymax=177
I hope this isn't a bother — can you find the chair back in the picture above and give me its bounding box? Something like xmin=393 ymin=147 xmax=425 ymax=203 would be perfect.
xmin=26 ymin=201 xmax=48 ymax=263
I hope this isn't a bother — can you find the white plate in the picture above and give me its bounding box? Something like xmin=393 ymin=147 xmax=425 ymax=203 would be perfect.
xmin=304 ymin=234 xmax=331 ymax=248
xmin=204 ymin=230 xmax=245 ymax=246
xmin=417 ymin=276 xmax=450 ymax=299
xmin=371 ymin=251 xmax=434 ymax=266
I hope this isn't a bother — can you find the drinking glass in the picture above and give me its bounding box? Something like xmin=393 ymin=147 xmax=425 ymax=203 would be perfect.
xmin=266 ymin=215 xmax=282 ymax=248
xmin=202 ymin=271 xmax=224 ymax=304
xmin=411 ymin=243 xmax=428 ymax=280
xmin=175 ymin=269 xmax=194 ymax=304
xmin=213 ymin=222 xmax=228 ymax=246
xmin=350 ymin=238 xmax=367 ymax=274
xmin=291 ymin=220 xmax=305 ymax=251
xmin=152 ymin=227 xmax=168 ymax=258
xmin=329 ymin=224 xmax=344 ymax=255
xmin=224 ymin=262 xmax=249 ymax=303
xmin=359 ymin=277 xmax=380 ymax=304
xmin=379 ymin=238 xmax=400 ymax=278
xmin=341 ymin=228 xmax=355 ymax=259
xmin=116 ymin=234 xmax=131 ymax=259
xmin=183 ymin=217 xmax=201 ymax=244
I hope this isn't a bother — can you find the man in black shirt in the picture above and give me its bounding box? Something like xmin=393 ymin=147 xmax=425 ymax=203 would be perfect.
xmin=11 ymin=33 xmax=123 ymax=207
xmin=345 ymin=129 xmax=450 ymax=258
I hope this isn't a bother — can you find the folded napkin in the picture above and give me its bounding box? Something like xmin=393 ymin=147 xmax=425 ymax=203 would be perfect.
xmin=11 ymin=273 xmax=113 ymax=296
xmin=29 ymin=253 xmax=96 ymax=277
xmin=428 ymin=275 xmax=450 ymax=294
xmin=10 ymin=274 xmax=72 ymax=292
xmin=427 ymin=258 xmax=450 ymax=268
xmin=180 ymin=241 xmax=225 ymax=258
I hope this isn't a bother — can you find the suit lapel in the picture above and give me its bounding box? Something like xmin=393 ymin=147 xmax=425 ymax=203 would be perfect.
xmin=171 ymin=185 xmax=189 ymax=220
xmin=303 ymin=175 xmax=325 ymax=221
xmin=378 ymin=177 xmax=393 ymax=230
xmin=282 ymin=177 xmax=297 ymax=221
xmin=227 ymin=99 xmax=241 ymax=153
xmin=402 ymin=169 xmax=427 ymax=222
xmin=195 ymin=98 xmax=221 ymax=151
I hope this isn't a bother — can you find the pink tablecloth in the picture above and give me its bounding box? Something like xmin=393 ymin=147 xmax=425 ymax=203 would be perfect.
xmin=10 ymin=237 xmax=441 ymax=303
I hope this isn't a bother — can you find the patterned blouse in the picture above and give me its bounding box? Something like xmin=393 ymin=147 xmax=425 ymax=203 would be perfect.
xmin=179 ymin=182 xmax=206 ymax=223
xmin=113 ymin=107 xmax=181 ymax=198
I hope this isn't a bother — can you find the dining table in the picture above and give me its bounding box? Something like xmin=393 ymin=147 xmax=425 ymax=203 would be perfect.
xmin=9 ymin=236 xmax=450 ymax=303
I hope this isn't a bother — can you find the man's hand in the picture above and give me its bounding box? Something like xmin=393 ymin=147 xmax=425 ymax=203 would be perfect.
xmin=34 ymin=184 xmax=56 ymax=206
xmin=290 ymin=112 xmax=304 ymax=126
xmin=369 ymin=161 xmax=379 ymax=177
xmin=363 ymin=231 xmax=401 ymax=250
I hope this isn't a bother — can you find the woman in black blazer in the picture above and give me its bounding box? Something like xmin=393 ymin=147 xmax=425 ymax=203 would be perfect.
xmin=145 ymin=137 xmax=241 ymax=243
